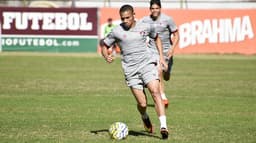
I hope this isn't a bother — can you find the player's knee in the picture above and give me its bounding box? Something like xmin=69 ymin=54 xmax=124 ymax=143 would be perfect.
xmin=138 ymin=102 xmax=147 ymax=108
xmin=150 ymin=88 xmax=160 ymax=99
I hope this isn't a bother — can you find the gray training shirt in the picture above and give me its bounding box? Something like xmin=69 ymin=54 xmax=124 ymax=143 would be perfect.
xmin=104 ymin=21 xmax=158 ymax=78
xmin=141 ymin=13 xmax=178 ymax=55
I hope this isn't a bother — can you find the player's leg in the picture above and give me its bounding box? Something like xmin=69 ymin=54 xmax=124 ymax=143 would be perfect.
xmin=142 ymin=62 xmax=166 ymax=117
xmin=127 ymin=75 xmax=153 ymax=133
xmin=130 ymin=88 xmax=147 ymax=116
xmin=158 ymin=64 xmax=164 ymax=96
xmin=130 ymin=87 xmax=153 ymax=133
xmin=147 ymin=80 xmax=165 ymax=116
xmin=158 ymin=62 xmax=169 ymax=108
xmin=142 ymin=62 xmax=168 ymax=139
xmin=147 ymin=80 xmax=169 ymax=139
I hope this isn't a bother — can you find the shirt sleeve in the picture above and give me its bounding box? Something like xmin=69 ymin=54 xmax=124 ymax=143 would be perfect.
xmin=167 ymin=17 xmax=178 ymax=33
xmin=103 ymin=30 xmax=116 ymax=48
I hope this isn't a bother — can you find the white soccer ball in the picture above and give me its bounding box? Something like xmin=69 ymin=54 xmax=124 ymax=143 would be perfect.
xmin=109 ymin=122 xmax=129 ymax=140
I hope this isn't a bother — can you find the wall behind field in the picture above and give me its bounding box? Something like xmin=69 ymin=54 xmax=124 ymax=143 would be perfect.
xmin=75 ymin=0 xmax=256 ymax=9
xmin=1 ymin=0 xmax=256 ymax=9
xmin=99 ymin=8 xmax=256 ymax=55
xmin=0 ymin=7 xmax=98 ymax=53
xmin=0 ymin=1 xmax=256 ymax=54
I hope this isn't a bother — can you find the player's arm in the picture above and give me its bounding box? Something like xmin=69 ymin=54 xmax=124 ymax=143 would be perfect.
xmin=167 ymin=30 xmax=179 ymax=59
xmin=101 ymin=31 xmax=116 ymax=63
xmin=101 ymin=43 xmax=114 ymax=63
xmin=167 ymin=17 xmax=180 ymax=59
xmin=155 ymin=36 xmax=168 ymax=71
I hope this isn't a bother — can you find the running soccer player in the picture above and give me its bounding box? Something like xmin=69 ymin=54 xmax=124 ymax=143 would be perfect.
xmin=141 ymin=0 xmax=180 ymax=107
xmin=102 ymin=5 xmax=169 ymax=139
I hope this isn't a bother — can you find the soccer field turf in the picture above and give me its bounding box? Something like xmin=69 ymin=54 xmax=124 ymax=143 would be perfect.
xmin=0 ymin=53 xmax=255 ymax=143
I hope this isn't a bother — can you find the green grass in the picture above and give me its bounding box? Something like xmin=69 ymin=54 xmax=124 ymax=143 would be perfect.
xmin=0 ymin=53 xmax=255 ymax=143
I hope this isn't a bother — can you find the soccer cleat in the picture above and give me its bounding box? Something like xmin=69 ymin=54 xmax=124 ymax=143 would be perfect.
xmin=163 ymin=99 xmax=169 ymax=108
xmin=142 ymin=117 xmax=153 ymax=133
xmin=160 ymin=128 xmax=169 ymax=140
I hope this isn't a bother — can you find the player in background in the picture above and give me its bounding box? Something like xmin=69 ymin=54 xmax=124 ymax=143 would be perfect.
xmin=104 ymin=18 xmax=116 ymax=37
xmin=102 ymin=4 xmax=169 ymax=139
xmin=141 ymin=0 xmax=180 ymax=107
xmin=100 ymin=18 xmax=118 ymax=56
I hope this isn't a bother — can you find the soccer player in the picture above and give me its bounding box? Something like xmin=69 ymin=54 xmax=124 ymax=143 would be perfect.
xmin=101 ymin=4 xmax=169 ymax=139
xmin=141 ymin=0 xmax=180 ymax=107
xmin=100 ymin=18 xmax=117 ymax=55
xmin=104 ymin=18 xmax=116 ymax=37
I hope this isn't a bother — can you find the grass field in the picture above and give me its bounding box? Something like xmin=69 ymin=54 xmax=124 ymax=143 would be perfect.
xmin=0 ymin=53 xmax=255 ymax=143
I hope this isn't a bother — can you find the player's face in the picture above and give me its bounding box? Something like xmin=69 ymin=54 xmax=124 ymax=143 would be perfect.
xmin=150 ymin=4 xmax=161 ymax=18
xmin=120 ymin=10 xmax=135 ymax=29
xmin=108 ymin=21 xmax=112 ymax=25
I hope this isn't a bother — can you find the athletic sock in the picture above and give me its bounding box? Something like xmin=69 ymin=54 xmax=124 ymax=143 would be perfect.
xmin=161 ymin=93 xmax=167 ymax=100
xmin=141 ymin=112 xmax=149 ymax=120
xmin=159 ymin=115 xmax=167 ymax=129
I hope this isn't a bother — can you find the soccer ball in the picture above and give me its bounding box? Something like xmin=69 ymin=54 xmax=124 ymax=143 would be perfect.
xmin=109 ymin=122 xmax=129 ymax=140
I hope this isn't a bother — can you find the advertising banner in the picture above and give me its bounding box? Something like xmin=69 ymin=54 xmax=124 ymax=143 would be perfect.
xmin=100 ymin=8 xmax=256 ymax=55
xmin=0 ymin=7 xmax=98 ymax=52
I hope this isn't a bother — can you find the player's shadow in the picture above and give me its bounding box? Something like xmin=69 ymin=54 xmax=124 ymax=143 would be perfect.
xmin=129 ymin=130 xmax=161 ymax=139
xmin=90 ymin=129 xmax=160 ymax=139
xmin=147 ymin=104 xmax=155 ymax=108
xmin=90 ymin=129 xmax=108 ymax=134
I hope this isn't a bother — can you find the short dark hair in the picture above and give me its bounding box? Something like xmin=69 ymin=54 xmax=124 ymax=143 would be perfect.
xmin=107 ymin=18 xmax=112 ymax=22
xmin=119 ymin=4 xmax=134 ymax=14
xmin=150 ymin=0 xmax=161 ymax=8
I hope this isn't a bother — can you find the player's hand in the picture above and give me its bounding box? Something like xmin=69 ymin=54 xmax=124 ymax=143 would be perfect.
xmin=160 ymin=57 xmax=168 ymax=72
xmin=104 ymin=55 xmax=114 ymax=63
xmin=167 ymin=49 xmax=174 ymax=59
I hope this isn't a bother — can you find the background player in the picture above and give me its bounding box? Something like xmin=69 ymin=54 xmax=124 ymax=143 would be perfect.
xmin=102 ymin=4 xmax=169 ymax=139
xmin=100 ymin=18 xmax=118 ymax=56
xmin=141 ymin=0 xmax=180 ymax=107
xmin=104 ymin=18 xmax=116 ymax=37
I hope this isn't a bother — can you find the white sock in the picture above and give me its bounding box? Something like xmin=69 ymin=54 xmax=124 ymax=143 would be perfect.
xmin=141 ymin=112 xmax=149 ymax=120
xmin=159 ymin=115 xmax=167 ymax=129
xmin=161 ymin=93 xmax=167 ymax=100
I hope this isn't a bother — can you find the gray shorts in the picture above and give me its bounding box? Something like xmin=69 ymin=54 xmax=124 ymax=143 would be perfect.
xmin=125 ymin=62 xmax=159 ymax=90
